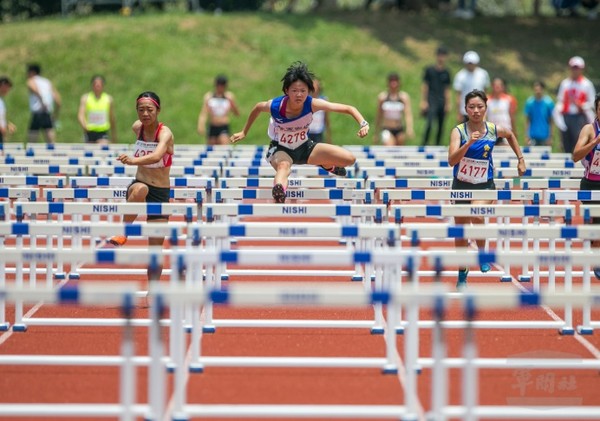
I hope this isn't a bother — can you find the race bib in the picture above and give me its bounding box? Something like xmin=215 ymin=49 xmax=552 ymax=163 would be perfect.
xmin=133 ymin=140 xmax=163 ymax=169
xmin=457 ymin=157 xmax=488 ymax=184
xmin=88 ymin=111 xmax=107 ymax=126
xmin=590 ymin=150 xmax=600 ymax=175
xmin=277 ymin=129 xmax=308 ymax=150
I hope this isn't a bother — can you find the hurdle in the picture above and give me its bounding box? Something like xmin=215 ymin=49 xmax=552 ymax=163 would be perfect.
xmin=0 ymin=175 xmax=66 ymax=188
xmin=87 ymin=164 xmax=221 ymax=178
xmin=218 ymin=176 xmax=364 ymax=189
xmin=521 ymin=178 xmax=581 ymax=190
xmin=212 ymin=187 xmax=374 ymax=203
xmin=222 ymin=165 xmax=356 ymax=178
xmin=1 ymin=155 xmax=103 ymax=166
xmin=0 ymin=163 xmax=86 ymax=176
xmin=368 ymin=177 xmax=513 ymax=190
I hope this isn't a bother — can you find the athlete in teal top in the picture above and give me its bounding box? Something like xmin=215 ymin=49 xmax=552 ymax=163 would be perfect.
xmin=448 ymin=89 xmax=526 ymax=290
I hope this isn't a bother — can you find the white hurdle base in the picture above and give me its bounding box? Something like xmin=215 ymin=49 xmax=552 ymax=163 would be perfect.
xmin=0 ymin=404 xmax=149 ymax=417
xmin=196 ymin=356 xmax=390 ymax=369
xmin=181 ymin=404 xmax=408 ymax=418
xmin=442 ymin=406 xmax=600 ymax=419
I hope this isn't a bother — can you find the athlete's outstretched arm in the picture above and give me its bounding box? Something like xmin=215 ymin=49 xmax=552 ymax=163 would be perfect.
xmin=230 ymin=100 xmax=270 ymax=143
xmin=312 ymin=98 xmax=369 ymax=138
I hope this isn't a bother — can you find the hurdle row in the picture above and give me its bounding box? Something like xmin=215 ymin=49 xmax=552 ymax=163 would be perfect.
xmin=1 ymin=151 xmax=583 ymax=169
xmin=3 ymin=243 xmax=600 ymax=335
xmin=0 ymin=161 xmax=588 ymax=179
xmin=0 ymin=174 xmax=592 ymax=193
xmin=6 ymin=186 xmax=600 ymax=214
xmin=0 ymin=141 xmax=555 ymax=155
xmin=1 ymin=272 xmax=600 ymax=420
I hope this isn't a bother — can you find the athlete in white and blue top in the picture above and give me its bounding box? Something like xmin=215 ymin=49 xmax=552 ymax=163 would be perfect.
xmin=231 ymin=61 xmax=369 ymax=204
xmin=448 ymin=89 xmax=526 ymax=289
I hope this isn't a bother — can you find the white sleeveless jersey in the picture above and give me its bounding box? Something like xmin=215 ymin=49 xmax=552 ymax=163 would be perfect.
xmin=29 ymin=75 xmax=54 ymax=113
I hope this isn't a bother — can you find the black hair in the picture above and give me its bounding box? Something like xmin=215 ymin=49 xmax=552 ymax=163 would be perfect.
xmin=136 ymin=91 xmax=161 ymax=109
xmin=533 ymin=80 xmax=546 ymax=90
xmin=595 ymin=93 xmax=600 ymax=112
xmin=91 ymin=74 xmax=105 ymax=84
xmin=27 ymin=63 xmax=41 ymax=75
xmin=215 ymin=75 xmax=228 ymax=86
xmin=0 ymin=76 xmax=12 ymax=87
xmin=493 ymin=77 xmax=507 ymax=90
xmin=465 ymin=89 xmax=488 ymax=105
xmin=281 ymin=61 xmax=315 ymax=94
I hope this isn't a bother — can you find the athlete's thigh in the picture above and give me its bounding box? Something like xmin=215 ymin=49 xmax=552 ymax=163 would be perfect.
xmin=307 ymin=143 xmax=352 ymax=165
xmin=269 ymin=150 xmax=293 ymax=170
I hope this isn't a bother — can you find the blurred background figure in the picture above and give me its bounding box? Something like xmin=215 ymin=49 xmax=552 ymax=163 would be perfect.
xmin=486 ymin=77 xmax=517 ymax=145
xmin=77 ymin=75 xmax=117 ymax=144
xmin=453 ymin=0 xmax=477 ymax=18
xmin=374 ymin=72 xmax=414 ymax=146
xmin=197 ymin=75 xmax=240 ymax=145
xmin=553 ymin=56 xmax=596 ymax=153
xmin=421 ymin=46 xmax=451 ymax=146
xmin=26 ymin=63 xmax=61 ymax=144
xmin=0 ymin=76 xmax=16 ymax=143
xmin=308 ymin=78 xmax=332 ymax=144
xmin=524 ymin=80 xmax=555 ymax=147
xmin=452 ymin=50 xmax=490 ymax=124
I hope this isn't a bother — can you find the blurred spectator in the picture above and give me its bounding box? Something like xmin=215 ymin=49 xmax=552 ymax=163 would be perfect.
xmin=77 ymin=75 xmax=117 ymax=144
xmin=452 ymin=51 xmax=490 ymax=123
xmin=421 ymin=46 xmax=451 ymax=146
xmin=553 ymin=56 xmax=596 ymax=153
xmin=0 ymin=77 xmax=16 ymax=143
xmin=453 ymin=0 xmax=476 ymax=18
xmin=308 ymin=79 xmax=332 ymax=144
xmin=486 ymin=77 xmax=517 ymax=145
xmin=374 ymin=72 xmax=414 ymax=146
xmin=26 ymin=63 xmax=61 ymax=144
xmin=524 ymin=81 xmax=555 ymax=147
xmin=197 ymin=75 xmax=240 ymax=145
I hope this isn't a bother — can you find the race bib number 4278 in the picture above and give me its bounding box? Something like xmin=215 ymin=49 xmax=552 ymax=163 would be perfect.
xmin=279 ymin=130 xmax=307 ymax=147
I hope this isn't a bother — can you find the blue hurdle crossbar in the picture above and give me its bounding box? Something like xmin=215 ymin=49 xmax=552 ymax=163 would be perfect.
xmin=0 ymin=175 xmax=66 ymax=187
xmin=213 ymin=188 xmax=373 ymax=202
xmin=13 ymin=202 xmax=198 ymax=217
xmin=0 ymin=164 xmax=85 ymax=176
xmin=204 ymin=203 xmax=386 ymax=219
xmin=390 ymin=204 xmax=574 ymax=219
xmin=219 ymin=177 xmax=363 ymax=189
xmin=379 ymin=189 xmax=541 ymax=203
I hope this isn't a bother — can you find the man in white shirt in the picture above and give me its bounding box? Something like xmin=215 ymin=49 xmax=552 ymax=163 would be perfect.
xmin=453 ymin=50 xmax=491 ymax=123
xmin=553 ymin=56 xmax=596 ymax=154
xmin=0 ymin=76 xmax=16 ymax=143
xmin=27 ymin=63 xmax=61 ymax=144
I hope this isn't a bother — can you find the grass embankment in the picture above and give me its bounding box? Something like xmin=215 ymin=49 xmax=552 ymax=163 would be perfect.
xmin=0 ymin=9 xmax=596 ymax=149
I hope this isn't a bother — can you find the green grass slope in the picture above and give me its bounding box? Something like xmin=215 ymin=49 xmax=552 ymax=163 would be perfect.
xmin=0 ymin=9 xmax=597 ymax=149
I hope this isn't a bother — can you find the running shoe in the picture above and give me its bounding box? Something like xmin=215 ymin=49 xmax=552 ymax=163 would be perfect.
xmin=594 ymin=267 xmax=600 ymax=281
xmin=480 ymin=262 xmax=491 ymax=273
xmin=321 ymin=165 xmax=347 ymax=177
xmin=272 ymin=183 xmax=286 ymax=204
xmin=456 ymin=268 xmax=469 ymax=290
xmin=109 ymin=235 xmax=128 ymax=247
